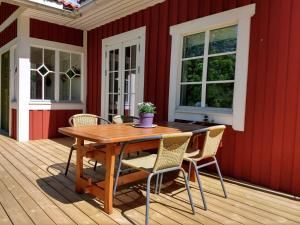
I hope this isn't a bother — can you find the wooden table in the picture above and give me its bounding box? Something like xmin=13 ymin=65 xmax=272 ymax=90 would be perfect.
xmin=59 ymin=122 xmax=205 ymax=214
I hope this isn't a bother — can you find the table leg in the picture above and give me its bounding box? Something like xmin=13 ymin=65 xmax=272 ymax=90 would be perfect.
xmin=104 ymin=144 xmax=116 ymax=214
xmin=76 ymin=138 xmax=84 ymax=193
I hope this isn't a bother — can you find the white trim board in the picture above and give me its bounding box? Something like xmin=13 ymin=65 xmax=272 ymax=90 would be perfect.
xmin=0 ymin=6 xmax=25 ymax=33
xmin=168 ymin=4 xmax=255 ymax=131
xmin=29 ymin=102 xmax=85 ymax=110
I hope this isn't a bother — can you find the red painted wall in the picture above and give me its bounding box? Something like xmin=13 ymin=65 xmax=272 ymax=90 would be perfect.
xmin=0 ymin=20 xmax=17 ymax=48
xmin=30 ymin=19 xmax=83 ymax=46
xmin=86 ymin=0 xmax=300 ymax=196
xmin=0 ymin=2 xmax=18 ymax=25
xmin=11 ymin=109 xmax=17 ymax=140
xmin=29 ymin=110 xmax=82 ymax=140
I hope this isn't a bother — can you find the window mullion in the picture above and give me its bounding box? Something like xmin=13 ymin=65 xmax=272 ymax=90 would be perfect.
xmin=201 ymin=30 xmax=210 ymax=108
xmin=54 ymin=50 xmax=59 ymax=101
xmin=42 ymin=48 xmax=45 ymax=100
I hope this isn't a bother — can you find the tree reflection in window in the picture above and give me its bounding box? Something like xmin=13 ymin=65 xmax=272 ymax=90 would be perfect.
xmin=179 ymin=25 xmax=237 ymax=109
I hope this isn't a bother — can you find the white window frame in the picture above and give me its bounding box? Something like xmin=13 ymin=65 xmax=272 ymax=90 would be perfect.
xmin=29 ymin=41 xmax=84 ymax=106
xmin=168 ymin=4 xmax=255 ymax=131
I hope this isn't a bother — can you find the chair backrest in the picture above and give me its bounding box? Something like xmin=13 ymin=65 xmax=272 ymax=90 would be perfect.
xmin=153 ymin=132 xmax=192 ymax=172
xmin=112 ymin=115 xmax=139 ymax=124
xmin=200 ymin=125 xmax=225 ymax=159
xmin=69 ymin=114 xmax=110 ymax=127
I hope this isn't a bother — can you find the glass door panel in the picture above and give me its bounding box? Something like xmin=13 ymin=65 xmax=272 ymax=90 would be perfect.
xmin=1 ymin=51 xmax=10 ymax=133
xmin=107 ymin=48 xmax=121 ymax=122
xmin=123 ymin=44 xmax=137 ymax=116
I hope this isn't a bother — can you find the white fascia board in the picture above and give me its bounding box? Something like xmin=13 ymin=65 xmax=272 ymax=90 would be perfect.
xmin=29 ymin=38 xmax=84 ymax=53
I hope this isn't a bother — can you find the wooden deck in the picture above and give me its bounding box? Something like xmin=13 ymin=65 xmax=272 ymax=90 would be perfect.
xmin=0 ymin=136 xmax=299 ymax=225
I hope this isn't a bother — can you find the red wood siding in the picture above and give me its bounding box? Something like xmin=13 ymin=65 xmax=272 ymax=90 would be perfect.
xmin=30 ymin=19 xmax=83 ymax=46
xmin=29 ymin=110 xmax=82 ymax=140
xmin=0 ymin=2 xmax=18 ymax=25
xmin=0 ymin=20 xmax=17 ymax=48
xmin=11 ymin=109 xmax=17 ymax=140
xmin=86 ymin=0 xmax=300 ymax=196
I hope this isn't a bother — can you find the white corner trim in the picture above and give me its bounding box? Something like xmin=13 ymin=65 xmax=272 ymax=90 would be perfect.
xmin=0 ymin=6 xmax=25 ymax=33
xmin=168 ymin=4 xmax=256 ymax=131
xmin=17 ymin=15 xmax=30 ymax=142
xmin=170 ymin=4 xmax=255 ymax=35
xmin=82 ymin=30 xmax=87 ymax=113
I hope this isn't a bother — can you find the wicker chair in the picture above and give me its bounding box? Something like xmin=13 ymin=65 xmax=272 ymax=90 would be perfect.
xmin=112 ymin=115 xmax=139 ymax=124
xmin=183 ymin=125 xmax=227 ymax=210
xmin=114 ymin=132 xmax=195 ymax=225
xmin=65 ymin=114 xmax=111 ymax=176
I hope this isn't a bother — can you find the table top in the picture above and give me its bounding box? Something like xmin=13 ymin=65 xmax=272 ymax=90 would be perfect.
xmin=59 ymin=122 xmax=206 ymax=144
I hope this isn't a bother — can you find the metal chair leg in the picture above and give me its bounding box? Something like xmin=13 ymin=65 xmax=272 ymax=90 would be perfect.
xmin=193 ymin=162 xmax=207 ymax=210
xmin=146 ymin=174 xmax=154 ymax=225
xmin=214 ymin=157 xmax=227 ymax=198
xmin=65 ymin=147 xmax=74 ymax=176
xmin=180 ymin=168 xmax=195 ymax=214
xmin=113 ymin=146 xmax=125 ymax=196
xmin=158 ymin=173 xmax=163 ymax=194
xmin=93 ymin=161 xmax=97 ymax=171
xmin=187 ymin=161 xmax=192 ymax=182
xmin=155 ymin=174 xmax=160 ymax=194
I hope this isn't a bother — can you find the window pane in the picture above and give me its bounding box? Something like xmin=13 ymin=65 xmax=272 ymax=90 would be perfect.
xmin=207 ymin=55 xmax=236 ymax=81
xmin=109 ymin=50 xmax=114 ymax=71
xmin=206 ymin=83 xmax=234 ymax=108
xmin=114 ymin=72 xmax=118 ymax=93
xmin=30 ymin=71 xmax=42 ymax=99
xmin=181 ymin=59 xmax=203 ymax=82
xmin=44 ymin=73 xmax=55 ymax=100
xmin=131 ymin=45 xmax=137 ymax=69
xmin=182 ymin=32 xmax=205 ymax=58
xmin=180 ymin=84 xmax=202 ymax=107
xmin=71 ymin=53 xmax=81 ymax=74
xmin=60 ymin=52 xmax=70 ymax=73
xmin=130 ymin=70 xmax=136 ymax=94
xmin=71 ymin=75 xmax=81 ymax=101
xmin=125 ymin=47 xmax=130 ymax=70
xmin=44 ymin=49 xmax=55 ymax=71
xmin=114 ymin=49 xmax=119 ymax=71
xmin=109 ymin=94 xmax=114 ymax=114
xmin=114 ymin=95 xmax=118 ymax=114
xmin=59 ymin=74 xmax=70 ymax=100
xmin=30 ymin=47 xmax=43 ymax=69
xmin=209 ymin=25 xmax=237 ymax=54
xmin=109 ymin=72 xmax=114 ymax=93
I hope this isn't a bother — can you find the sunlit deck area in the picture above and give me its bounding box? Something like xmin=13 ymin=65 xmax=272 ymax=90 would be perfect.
xmin=0 ymin=136 xmax=299 ymax=225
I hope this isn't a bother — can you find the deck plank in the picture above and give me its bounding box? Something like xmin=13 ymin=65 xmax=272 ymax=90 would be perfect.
xmin=0 ymin=202 xmax=12 ymax=225
xmin=0 ymin=164 xmax=55 ymax=225
xmin=0 ymin=136 xmax=299 ymax=225
xmin=0 ymin=179 xmax=34 ymax=225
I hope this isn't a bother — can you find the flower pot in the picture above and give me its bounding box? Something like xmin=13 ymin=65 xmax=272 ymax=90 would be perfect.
xmin=139 ymin=113 xmax=154 ymax=127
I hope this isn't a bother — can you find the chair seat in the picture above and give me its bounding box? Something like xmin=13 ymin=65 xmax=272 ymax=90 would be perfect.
xmin=183 ymin=146 xmax=205 ymax=162
xmin=122 ymin=154 xmax=157 ymax=172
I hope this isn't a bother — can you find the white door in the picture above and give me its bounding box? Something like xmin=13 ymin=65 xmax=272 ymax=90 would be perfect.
xmin=102 ymin=27 xmax=145 ymax=122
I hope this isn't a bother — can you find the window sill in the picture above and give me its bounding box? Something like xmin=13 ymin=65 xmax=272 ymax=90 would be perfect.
xmin=174 ymin=106 xmax=233 ymax=125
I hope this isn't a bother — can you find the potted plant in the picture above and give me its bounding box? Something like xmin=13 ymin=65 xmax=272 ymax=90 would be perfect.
xmin=137 ymin=102 xmax=156 ymax=127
